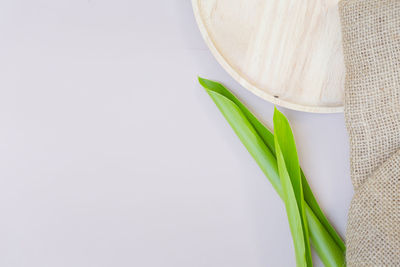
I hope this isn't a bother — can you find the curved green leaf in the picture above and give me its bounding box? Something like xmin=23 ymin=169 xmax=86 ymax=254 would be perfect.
xmin=199 ymin=77 xmax=345 ymax=267
xmin=274 ymin=108 xmax=312 ymax=266
xmin=275 ymin=139 xmax=309 ymax=266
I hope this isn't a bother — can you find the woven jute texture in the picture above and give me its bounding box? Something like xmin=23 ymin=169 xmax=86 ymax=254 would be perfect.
xmin=339 ymin=0 xmax=400 ymax=265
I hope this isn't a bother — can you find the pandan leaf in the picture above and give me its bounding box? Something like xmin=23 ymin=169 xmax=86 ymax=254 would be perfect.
xmin=199 ymin=77 xmax=344 ymax=250
xmin=198 ymin=77 xmax=345 ymax=267
xmin=273 ymin=108 xmax=312 ymax=266
xmin=275 ymin=140 xmax=309 ymax=266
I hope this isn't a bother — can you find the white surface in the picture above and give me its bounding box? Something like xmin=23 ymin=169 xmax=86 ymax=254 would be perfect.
xmin=0 ymin=1 xmax=353 ymax=267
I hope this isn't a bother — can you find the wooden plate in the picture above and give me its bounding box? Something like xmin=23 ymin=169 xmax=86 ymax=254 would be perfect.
xmin=192 ymin=0 xmax=345 ymax=113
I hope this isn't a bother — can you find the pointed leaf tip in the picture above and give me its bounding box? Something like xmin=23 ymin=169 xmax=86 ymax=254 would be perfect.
xmin=198 ymin=76 xmax=206 ymax=86
xmin=198 ymin=77 xmax=218 ymax=90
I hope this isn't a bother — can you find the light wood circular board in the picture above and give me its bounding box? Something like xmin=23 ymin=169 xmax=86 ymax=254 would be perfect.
xmin=192 ymin=0 xmax=345 ymax=113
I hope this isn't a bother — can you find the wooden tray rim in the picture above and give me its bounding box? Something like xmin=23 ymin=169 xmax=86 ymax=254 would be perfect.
xmin=192 ymin=0 xmax=344 ymax=113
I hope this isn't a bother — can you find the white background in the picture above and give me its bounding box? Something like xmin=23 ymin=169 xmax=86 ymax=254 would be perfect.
xmin=0 ymin=1 xmax=353 ymax=266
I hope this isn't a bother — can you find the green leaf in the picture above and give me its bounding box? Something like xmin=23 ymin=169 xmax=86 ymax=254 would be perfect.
xmin=301 ymin=171 xmax=346 ymax=252
xmin=198 ymin=77 xmax=346 ymax=267
xmin=275 ymin=139 xmax=308 ymax=266
xmin=199 ymin=77 xmax=344 ymax=250
xmin=200 ymin=78 xmax=344 ymax=252
xmin=205 ymin=89 xmax=282 ymax=195
xmin=274 ymin=108 xmax=312 ymax=266
xmin=198 ymin=77 xmax=275 ymax=154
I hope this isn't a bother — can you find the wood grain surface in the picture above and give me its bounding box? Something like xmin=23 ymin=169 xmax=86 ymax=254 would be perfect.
xmin=192 ymin=0 xmax=345 ymax=113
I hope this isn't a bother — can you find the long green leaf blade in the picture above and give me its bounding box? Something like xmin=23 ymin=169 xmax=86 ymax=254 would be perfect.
xmin=198 ymin=77 xmax=275 ymax=154
xmin=275 ymin=139 xmax=308 ymax=266
xmin=301 ymin=171 xmax=346 ymax=252
xmin=199 ymin=77 xmax=345 ymax=252
xmin=274 ymin=108 xmax=312 ymax=266
xmin=273 ymin=108 xmax=303 ymax=210
xmin=198 ymin=77 xmax=346 ymax=267
xmin=205 ymin=90 xmax=282 ymax=195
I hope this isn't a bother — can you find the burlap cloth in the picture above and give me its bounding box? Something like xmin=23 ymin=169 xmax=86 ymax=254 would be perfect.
xmin=339 ymin=0 xmax=400 ymax=265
